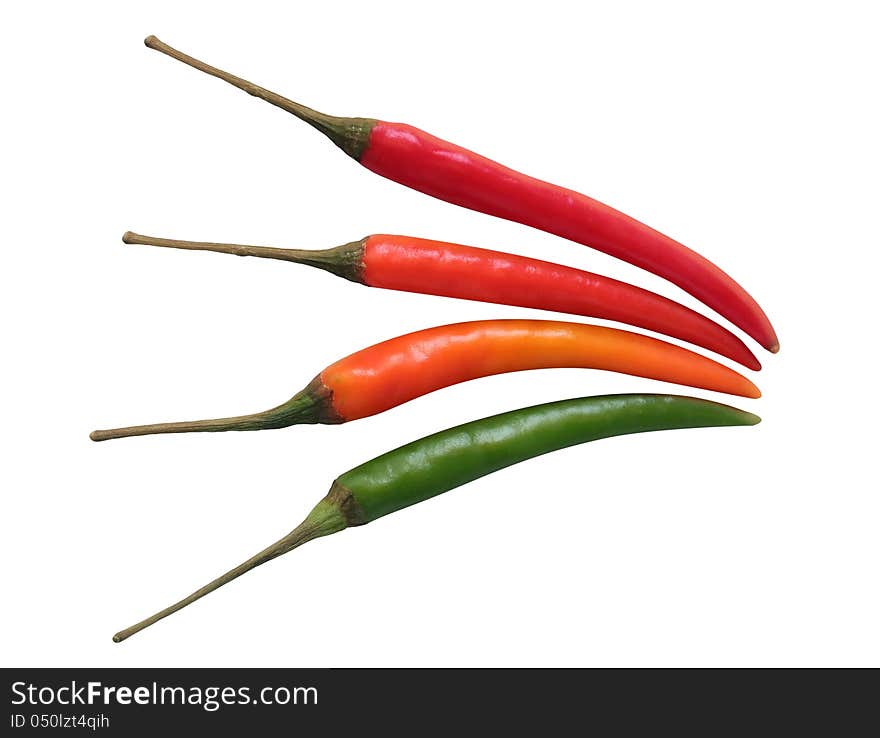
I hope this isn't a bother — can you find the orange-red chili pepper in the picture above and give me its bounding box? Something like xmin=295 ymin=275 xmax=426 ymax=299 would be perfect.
xmin=90 ymin=319 xmax=760 ymax=442
xmin=143 ymin=36 xmax=779 ymax=354
xmin=123 ymin=231 xmax=761 ymax=369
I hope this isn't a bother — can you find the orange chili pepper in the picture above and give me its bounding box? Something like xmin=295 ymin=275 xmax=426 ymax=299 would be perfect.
xmin=90 ymin=320 xmax=759 ymax=442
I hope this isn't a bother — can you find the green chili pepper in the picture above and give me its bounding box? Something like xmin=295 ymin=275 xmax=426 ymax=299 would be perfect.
xmin=113 ymin=394 xmax=759 ymax=642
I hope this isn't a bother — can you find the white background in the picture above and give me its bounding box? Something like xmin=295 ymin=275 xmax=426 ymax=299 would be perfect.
xmin=2 ymin=1 xmax=877 ymax=667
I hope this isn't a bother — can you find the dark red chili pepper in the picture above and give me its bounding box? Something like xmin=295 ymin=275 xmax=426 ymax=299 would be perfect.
xmin=122 ymin=231 xmax=760 ymax=369
xmin=143 ymin=36 xmax=779 ymax=353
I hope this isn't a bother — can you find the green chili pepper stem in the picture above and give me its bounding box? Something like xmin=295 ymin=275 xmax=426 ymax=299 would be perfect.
xmin=144 ymin=36 xmax=376 ymax=159
xmin=122 ymin=232 xmax=367 ymax=283
xmin=112 ymin=395 xmax=759 ymax=642
xmin=89 ymin=377 xmax=338 ymax=442
xmin=112 ymin=491 xmax=353 ymax=643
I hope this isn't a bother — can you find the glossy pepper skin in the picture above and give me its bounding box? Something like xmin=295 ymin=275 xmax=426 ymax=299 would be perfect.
xmin=143 ymin=36 xmax=778 ymax=353
xmin=112 ymin=394 xmax=761 ymax=642
xmin=123 ymin=231 xmax=760 ymax=370
xmin=339 ymin=393 xmax=760 ymax=522
xmin=359 ymin=126 xmax=779 ymax=354
xmin=90 ymin=320 xmax=760 ymax=442
xmin=320 ymin=320 xmax=761 ymax=423
xmin=362 ymin=235 xmax=760 ymax=369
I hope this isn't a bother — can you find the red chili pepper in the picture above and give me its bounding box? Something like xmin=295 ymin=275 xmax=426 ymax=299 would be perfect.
xmin=144 ymin=36 xmax=779 ymax=353
xmin=123 ymin=231 xmax=760 ymax=369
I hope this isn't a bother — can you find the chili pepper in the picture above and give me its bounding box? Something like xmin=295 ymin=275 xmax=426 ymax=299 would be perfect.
xmin=122 ymin=231 xmax=761 ymax=370
xmin=142 ymin=36 xmax=779 ymax=353
xmin=89 ymin=319 xmax=760 ymax=442
xmin=111 ymin=393 xmax=760 ymax=641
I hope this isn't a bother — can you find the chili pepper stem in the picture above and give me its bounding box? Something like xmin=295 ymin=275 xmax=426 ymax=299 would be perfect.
xmin=89 ymin=412 xmax=277 ymax=442
xmin=122 ymin=231 xmax=366 ymax=283
xmin=90 ymin=379 xmax=335 ymax=442
xmin=112 ymin=495 xmax=349 ymax=643
xmin=143 ymin=36 xmax=375 ymax=158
